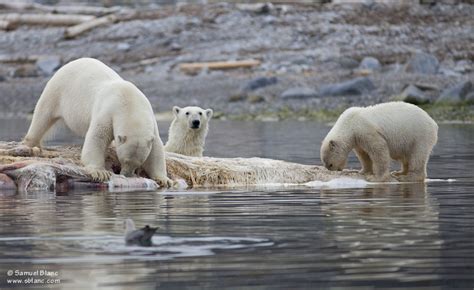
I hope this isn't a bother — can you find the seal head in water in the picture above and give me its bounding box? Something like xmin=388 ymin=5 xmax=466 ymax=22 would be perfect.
xmin=124 ymin=218 xmax=158 ymax=247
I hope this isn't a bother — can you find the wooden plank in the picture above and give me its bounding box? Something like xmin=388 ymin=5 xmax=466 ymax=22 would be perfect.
xmin=64 ymin=14 xmax=117 ymax=39
xmin=179 ymin=59 xmax=261 ymax=73
xmin=0 ymin=13 xmax=95 ymax=26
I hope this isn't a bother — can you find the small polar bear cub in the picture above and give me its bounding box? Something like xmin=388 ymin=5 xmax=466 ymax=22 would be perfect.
xmin=164 ymin=106 xmax=213 ymax=157
xmin=320 ymin=102 xmax=438 ymax=182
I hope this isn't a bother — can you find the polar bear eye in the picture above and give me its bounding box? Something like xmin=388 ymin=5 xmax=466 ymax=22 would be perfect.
xmin=199 ymin=112 xmax=202 ymax=116
xmin=185 ymin=112 xmax=190 ymax=116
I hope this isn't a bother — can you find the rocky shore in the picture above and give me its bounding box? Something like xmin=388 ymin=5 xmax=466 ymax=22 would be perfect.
xmin=0 ymin=1 xmax=473 ymax=121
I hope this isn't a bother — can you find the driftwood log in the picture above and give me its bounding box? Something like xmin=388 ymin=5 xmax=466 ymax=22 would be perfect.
xmin=64 ymin=14 xmax=117 ymax=39
xmin=0 ymin=13 xmax=95 ymax=26
xmin=0 ymin=141 xmax=363 ymax=192
xmin=179 ymin=60 xmax=261 ymax=74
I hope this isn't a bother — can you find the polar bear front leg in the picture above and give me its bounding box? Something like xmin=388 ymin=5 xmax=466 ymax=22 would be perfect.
xmin=142 ymin=129 xmax=174 ymax=188
xmin=361 ymin=133 xmax=392 ymax=182
xmin=354 ymin=148 xmax=373 ymax=175
xmin=81 ymin=123 xmax=113 ymax=182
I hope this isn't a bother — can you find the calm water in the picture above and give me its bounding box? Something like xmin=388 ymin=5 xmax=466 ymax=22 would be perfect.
xmin=0 ymin=118 xmax=473 ymax=289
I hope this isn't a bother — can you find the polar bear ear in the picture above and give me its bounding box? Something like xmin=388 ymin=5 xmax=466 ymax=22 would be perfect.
xmin=173 ymin=106 xmax=181 ymax=116
xmin=117 ymin=135 xmax=127 ymax=144
xmin=205 ymin=109 xmax=213 ymax=118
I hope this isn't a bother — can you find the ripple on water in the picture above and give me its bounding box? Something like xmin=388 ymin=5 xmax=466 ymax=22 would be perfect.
xmin=0 ymin=235 xmax=273 ymax=264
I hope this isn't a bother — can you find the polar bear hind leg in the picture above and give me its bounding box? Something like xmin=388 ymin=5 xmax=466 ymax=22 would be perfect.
xmin=392 ymin=159 xmax=409 ymax=177
xmin=23 ymin=90 xmax=60 ymax=148
xmin=396 ymin=146 xmax=429 ymax=182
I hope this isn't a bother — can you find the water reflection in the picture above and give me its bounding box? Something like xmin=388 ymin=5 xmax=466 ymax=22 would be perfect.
xmin=0 ymin=119 xmax=473 ymax=288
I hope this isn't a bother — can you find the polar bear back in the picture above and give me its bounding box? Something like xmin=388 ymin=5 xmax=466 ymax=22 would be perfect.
xmin=357 ymin=102 xmax=438 ymax=156
xmin=43 ymin=58 xmax=154 ymax=136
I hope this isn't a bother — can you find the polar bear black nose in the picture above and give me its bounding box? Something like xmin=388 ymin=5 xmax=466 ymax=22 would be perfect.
xmin=191 ymin=120 xmax=200 ymax=129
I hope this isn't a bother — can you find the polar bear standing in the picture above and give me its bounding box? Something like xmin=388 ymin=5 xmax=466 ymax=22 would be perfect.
xmin=320 ymin=102 xmax=438 ymax=182
xmin=164 ymin=106 xmax=213 ymax=157
xmin=23 ymin=58 xmax=172 ymax=187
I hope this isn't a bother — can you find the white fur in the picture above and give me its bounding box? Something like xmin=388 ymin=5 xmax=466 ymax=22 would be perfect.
xmin=23 ymin=58 xmax=172 ymax=186
xmin=320 ymin=102 xmax=438 ymax=182
xmin=165 ymin=106 xmax=213 ymax=157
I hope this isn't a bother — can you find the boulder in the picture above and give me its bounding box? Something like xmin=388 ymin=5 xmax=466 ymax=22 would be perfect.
xmin=394 ymin=85 xmax=430 ymax=105
xmin=358 ymin=56 xmax=381 ymax=71
xmin=280 ymin=87 xmax=319 ymax=99
xmin=241 ymin=76 xmax=278 ymax=92
xmin=319 ymin=77 xmax=375 ymax=96
xmin=35 ymin=56 xmax=61 ymax=76
xmin=436 ymin=80 xmax=473 ymax=104
xmin=465 ymin=92 xmax=474 ymax=104
xmin=404 ymin=52 xmax=439 ymax=74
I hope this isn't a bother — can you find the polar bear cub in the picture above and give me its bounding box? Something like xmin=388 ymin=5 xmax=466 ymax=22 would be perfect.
xmin=164 ymin=106 xmax=213 ymax=157
xmin=320 ymin=102 xmax=438 ymax=182
xmin=23 ymin=58 xmax=172 ymax=187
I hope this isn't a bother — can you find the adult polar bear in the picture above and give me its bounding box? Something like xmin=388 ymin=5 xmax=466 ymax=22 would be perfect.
xmin=23 ymin=58 xmax=173 ymax=187
xmin=321 ymin=102 xmax=438 ymax=182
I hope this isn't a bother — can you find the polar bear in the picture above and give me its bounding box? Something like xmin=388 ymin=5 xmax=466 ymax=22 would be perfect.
xmin=164 ymin=106 xmax=213 ymax=157
xmin=23 ymin=58 xmax=173 ymax=187
xmin=320 ymin=102 xmax=438 ymax=182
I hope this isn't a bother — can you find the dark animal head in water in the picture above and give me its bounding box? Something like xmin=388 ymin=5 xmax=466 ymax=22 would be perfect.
xmin=124 ymin=218 xmax=158 ymax=247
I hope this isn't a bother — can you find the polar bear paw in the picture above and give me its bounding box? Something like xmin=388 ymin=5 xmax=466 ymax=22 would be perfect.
xmin=153 ymin=176 xmax=175 ymax=188
xmin=366 ymin=174 xmax=393 ymax=183
xmin=86 ymin=167 xmax=112 ymax=182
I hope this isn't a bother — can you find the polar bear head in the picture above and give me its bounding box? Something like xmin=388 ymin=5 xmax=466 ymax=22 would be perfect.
xmin=320 ymin=139 xmax=348 ymax=171
xmin=116 ymin=134 xmax=154 ymax=176
xmin=172 ymin=106 xmax=213 ymax=131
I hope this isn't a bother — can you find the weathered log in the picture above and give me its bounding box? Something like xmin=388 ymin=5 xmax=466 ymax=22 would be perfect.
xmin=0 ymin=1 xmax=121 ymax=15
xmin=64 ymin=14 xmax=117 ymax=39
xmin=179 ymin=60 xmax=261 ymax=73
xmin=0 ymin=54 xmax=39 ymax=63
xmin=0 ymin=19 xmax=15 ymax=30
xmin=36 ymin=5 xmax=121 ymax=16
xmin=0 ymin=13 xmax=95 ymax=26
xmin=0 ymin=141 xmax=364 ymax=192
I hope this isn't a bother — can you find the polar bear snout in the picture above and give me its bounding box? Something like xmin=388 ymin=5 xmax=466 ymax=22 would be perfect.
xmin=191 ymin=119 xmax=201 ymax=129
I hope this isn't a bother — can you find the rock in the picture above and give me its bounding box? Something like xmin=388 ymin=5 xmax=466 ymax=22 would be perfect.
xmin=358 ymin=56 xmax=381 ymax=71
xmin=228 ymin=94 xmax=246 ymax=102
xmin=236 ymin=3 xmax=274 ymax=14
xmin=465 ymin=92 xmax=474 ymax=104
xmin=0 ymin=173 xmax=16 ymax=190
xmin=169 ymin=42 xmax=182 ymax=51
xmin=35 ymin=56 xmax=61 ymax=76
xmin=241 ymin=76 xmax=278 ymax=92
xmin=117 ymin=42 xmax=131 ymax=51
xmin=437 ymin=81 xmax=473 ymax=104
xmin=337 ymin=57 xmax=359 ymax=69
xmin=404 ymin=52 xmax=439 ymax=74
xmin=280 ymin=87 xmax=319 ymax=99
xmin=454 ymin=60 xmax=472 ymax=73
xmin=0 ymin=75 xmax=6 ymax=82
xmin=394 ymin=85 xmax=430 ymax=105
xmin=247 ymin=95 xmax=265 ymax=103
xmin=319 ymin=77 xmax=375 ymax=96
xmin=10 ymin=65 xmax=38 ymax=78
